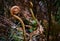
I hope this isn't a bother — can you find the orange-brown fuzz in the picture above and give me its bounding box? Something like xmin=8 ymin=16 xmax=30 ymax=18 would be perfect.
xmin=10 ymin=6 xmax=20 ymax=15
